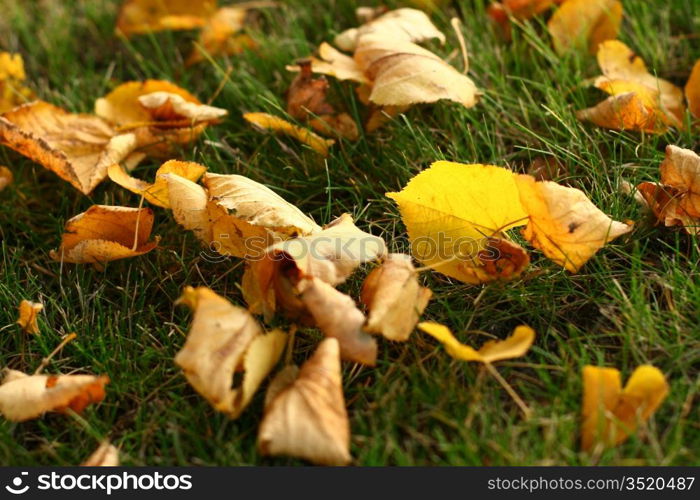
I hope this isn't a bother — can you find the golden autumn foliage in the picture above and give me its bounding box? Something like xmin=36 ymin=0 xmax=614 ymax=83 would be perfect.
xmin=16 ymin=299 xmax=43 ymax=335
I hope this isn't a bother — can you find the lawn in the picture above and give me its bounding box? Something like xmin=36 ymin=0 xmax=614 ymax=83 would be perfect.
xmin=0 ymin=0 xmax=698 ymax=466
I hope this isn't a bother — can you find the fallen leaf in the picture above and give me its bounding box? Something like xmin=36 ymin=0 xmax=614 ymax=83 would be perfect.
xmin=548 ymin=0 xmax=622 ymax=55
xmin=487 ymin=1 xmax=560 ymax=41
xmin=49 ymin=205 xmax=158 ymax=268
xmin=292 ymin=42 xmax=369 ymax=84
xmin=115 ymin=0 xmax=217 ymax=36
xmin=82 ymin=441 xmax=120 ymax=466
xmin=16 ymin=300 xmax=43 ymax=335
xmin=335 ymin=8 xmax=445 ymax=52
xmin=581 ymin=365 xmax=669 ymax=451
xmin=418 ymin=322 xmax=535 ymax=363
xmin=243 ymin=112 xmax=335 ymax=156
xmin=258 ymin=338 xmax=352 ymax=466
xmin=685 ymin=59 xmax=700 ymax=120
xmin=0 ymin=165 xmax=12 ymax=191
xmin=515 ymin=174 xmax=632 ymax=272
xmin=299 ymin=277 xmax=377 ymax=366
xmin=0 ymin=101 xmax=141 ymax=194
xmin=174 ymin=286 xmax=286 ymax=418
xmin=386 ymin=161 xmax=529 ymax=284
xmin=0 ymin=369 xmax=109 ymax=422
xmin=0 ymin=52 xmax=34 ymax=113
xmin=576 ymin=91 xmax=666 ymax=133
xmin=360 ymin=253 xmax=431 ymax=342
xmin=108 ymin=159 xmax=206 ymax=208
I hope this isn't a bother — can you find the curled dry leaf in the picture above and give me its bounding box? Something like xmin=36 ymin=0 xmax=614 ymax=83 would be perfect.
xmin=244 ymin=112 xmax=335 ymax=156
xmin=636 ymin=145 xmax=700 ymax=234
xmin=0 ymin=101 xmax=141 ymax=194
xmin=547 ymin=0 xmax=622 ymax=55
xmin=17 ymin=300 xmax=43 ymax=335
xmin=242 ymin=213 xmax=386 ymax=317
xmin=174 ymin=286 xmax=286 ymax=418
xmin=581 ymin=365 xmax=669 ymax=451
xmin=299 ymin=277 xmax=377 ymax=366
xmin=575 ymin=91 xmax=666 ymax=134
xmin=685 ymin=59 xmax=700 ymax=120
xmin=258 ymin=338 xmax=351 ymax=466
xmin=0 ymin=52 xmax=34 ymax=113
xmin=82 ymin=441 xmax=120 ymax=466
xmin=360 ymin=253 xmax=431 ymax=342
xmin=293 ymin=43 xmax=369 ymax=84
xmin=386 ymin=161 xmax=529 ymax=284
xmin=108 ymin=159 xmax=206 ymax=208
xmin=418 ymin=322 xmax=535 ymax=363
xmin=49 ymin=205 xmax=158 ymax=268
xmin=334 ymin=8 xmax=445 ymax=52
xmin=115 ymin=0 xmax=217 ymax=36
xmin=0 ymin=369 xmax=109 ymax=422
xmin=515 ymin=174 xmax=631 ymax=272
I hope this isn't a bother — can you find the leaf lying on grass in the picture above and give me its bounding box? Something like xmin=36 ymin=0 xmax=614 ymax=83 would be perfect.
xmin=0 ymin=165 xmax=12 ymax=190
xmin=0 ymin=52 xmax=34 ymax=113
xmin=0 ymin=369 xmax=109 ymax=422
xmin=582 ymin=365 xmax=668 ymax=451
xmin=547 ymin=0 xmax=622 ymax=55
xmin=115 ymin=0 xmax=217 ymax=36
xmin=16 ymin=299 xmax=43 ymax=335
xmin=243 ymin=112 xmax=335 ymax=156
xmin=82 ymin=441 xmax=120 ymax=467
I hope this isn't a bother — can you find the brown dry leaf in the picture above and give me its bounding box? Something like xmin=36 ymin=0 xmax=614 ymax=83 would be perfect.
xmin=548 ymin=0 xmax=622 ymax=55
xmin=581 ymin=365 xmax=669 ymax=451
xmin=354 ymin=35 xmax=479 ymax=108
xmin=575 ymin=91 xmax=667 ymax=133
xmin=49 ymin=205 xmax=158 ymax=268
xmin=515 ymin=174 xmax=632 ymax=272
xmin=82 ymin=441 xmax=120 ymax=466
xmin=299 ymin=277 xmax=377 ymax=366
xmin=203 ymin=172 xmax=321 ymax=257
xmin=0 ymin=52 xmax=34 ymax=113
xmin=0 ymin=369 xmax=109 ymax=422
xmin=115 ymin=0 xmax=217 ymax=36
xmin=360 ymin=253 xmax=431 ymax=342
xmin=0 ymin=101 xmax=141 ymax=194
xmin=418 ymin=322 xmax=535 ymax=363
xmin=636 ymin=145 xmax=700 ymax=234
xmin=0 ymin=165 xmax=12 ymax=190
xmin=108 ymin=159 xmax=206 ymax=208
xmin=175 ymin=286 xmax=287 ymax=418
xmin=334 ymin=8 xmax=445 ymax=52
xmin=592 ymin=40 xmax=684 ymax=127
xmin=17 ymin=300 xmax=43 ymax=335
xmin=243 ymin=112 xmax=335 ymax=156
xmin=686 ymin=59 xmax=700 ymax=120
xmin=258 ymin=338 xmax=352 ymax=466
xmin=471 ymin=237 xmax=530 ymax=282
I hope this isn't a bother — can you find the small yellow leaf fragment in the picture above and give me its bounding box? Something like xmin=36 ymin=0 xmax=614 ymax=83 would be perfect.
xmin=0 ymin=52 xmax=34 ymax=113
xmin=17 ymin=300 xmax=43 ymax=335
xmin=49 ymin=205 xmax=158 ymax=267
xmin=418 ymin=322 xmax=535 ymax=363
xmin=685 ymin=59 xmax=700 ymax=120
xmin=548 ymin=0 xmax=622 ymax=55
xmin=581 ymin=365 xmax=669 ymax=451
xmin=243 ymin=112 xmax=335 ymax=156
xmin=258 ymin=338 xmax=352 ymax=466
xmin=0 ymin=166 xmax=12 ymax=191
xmin=81 ymin=441 xmax=120 ymax=466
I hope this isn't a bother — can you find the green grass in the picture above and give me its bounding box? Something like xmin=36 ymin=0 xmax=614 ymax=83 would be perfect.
xmin=0 ymin=0 xmax=699 ymax=466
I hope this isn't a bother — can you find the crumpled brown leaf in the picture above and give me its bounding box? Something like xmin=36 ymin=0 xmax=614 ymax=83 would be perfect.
xmin=258 ymin=338 xmax=352 ymax=466
xmin=0 ymin=369 xmax=109 ymax=422
xmin=16 ymin=299 xmax=43 ymax=335
xmin=360 ymin=253 xmax=431 ymax=342
xmin=0 ymin=101 xmax=141 ymax=194
xmin=49 ymin=205 xmax=159 ymax=269
xmin=174 ymin=286 xmax=286 ymax=418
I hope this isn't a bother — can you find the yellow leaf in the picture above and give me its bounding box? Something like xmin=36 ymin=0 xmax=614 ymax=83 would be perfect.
xmin=243 ymin=112 xmax=335 ymax=156
xmin=515 ymin=174 xmax=632 ymax=272
xmin=0 ymin=52 xmax=34 ymax=113
xmin=0 ymin=165 xmax=12 ymax=191
xmin=685 ymin=59 xmax=700 ymax=120
xmin=360 ymin=253 xmax=432 ymax=342
xmin=576 ymin=91 xmax=667 ymax=133
xmin=334 ymin=8 xmax=445 ymax=52
xmin=174 ymin=286 xmax=286 ymax=418
xmin=0 ymin=369 xmax=109 ymax=422
xmin=49 ymin=205 xmax=158 ymax=268
xmin=81 ymin=441 xmax=120 ymax=466
xmin=16 ymin=299 xmax=43 ymax=335
xmin=418 ymin=322 xmax=535 ymax=363
xmin=108 ymin=159 xmax=206 ymax=208
xmin=386 ymin=161 xmax=528 ymax=284
xmin=548 ymin=0 xmax=622 ymax=55
xmin=258 ymin=338 xmax=352 ymax=466
xmin=290 ymin=42 xmax=369 ymax=84
xmin=0 ymin=101 xmax=141 ymax=194
xmin=581 ymin=365 xmax=669 ymax=451
xmin=115 ymin=0 xmax=217 ymax=36
xmin=162 ymin=173 xmax=212 ymax=242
